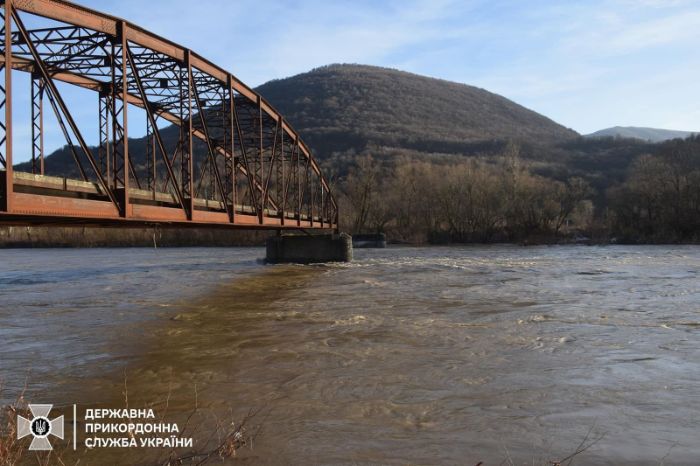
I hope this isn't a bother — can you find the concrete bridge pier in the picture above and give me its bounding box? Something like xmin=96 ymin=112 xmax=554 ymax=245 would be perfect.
xmin=266 ymin=232 xmax=353 ymax=263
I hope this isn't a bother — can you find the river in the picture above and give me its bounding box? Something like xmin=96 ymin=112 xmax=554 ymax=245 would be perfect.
xmin=1 ymin=245 xmax=699 ymax=465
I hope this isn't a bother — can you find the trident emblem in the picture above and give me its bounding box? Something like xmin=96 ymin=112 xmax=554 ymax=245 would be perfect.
xmin=17 ymin=404 xmax=64 ymax=451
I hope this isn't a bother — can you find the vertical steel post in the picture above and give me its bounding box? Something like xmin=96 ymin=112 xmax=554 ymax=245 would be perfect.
xmin=98 ymin=91 xmax=111 ymax=182
xmin=296 ymin=140 xmax=301 ymax=226
xmin=30 ymin=73 xmax=44 ymax=175
xmin=146 ymin=117 xmax=154 ymax=191
xmin=109 ymin=27 xmax=129 ymax=206
xmin=118 ymin=21 xmax=129 ymax=217
xmin=2 ymin=0 xmax=12 ymax=213
xmin=257 ymin=96 xmax=263 ymax=224
xmin=305 ymin=157 xmax=311 ymax=226
xmin=182 ymin=50 xmax=194 ymax=219
xmin=110 ymin=43 xmax=119 ymax=187
xmin=280 ymin=126 xmax=285 ymax=225
xmin=227 ymin=75 xmax=236 ymax=223
xmin=320 ymin=182 xmax=325 ymax=228
xmin=150 ymin=120 xmax=156 ymax=192
xmin=310 ymin=164 xmax=315 ymax=227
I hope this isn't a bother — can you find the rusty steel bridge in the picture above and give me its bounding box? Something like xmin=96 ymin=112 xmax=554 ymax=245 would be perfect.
xmin=0 ymin=0 xmax=338 ymax=231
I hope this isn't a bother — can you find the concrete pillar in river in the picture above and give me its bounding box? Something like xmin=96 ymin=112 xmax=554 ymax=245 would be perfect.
xmin=265 ymin=233 xmax=353 ymax=264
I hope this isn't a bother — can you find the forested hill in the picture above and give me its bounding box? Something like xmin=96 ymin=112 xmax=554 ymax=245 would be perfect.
xmin=20 ymin=64 xmax=580 ymax=177
xmin=256 ymin=64 xmax=579 ymax=158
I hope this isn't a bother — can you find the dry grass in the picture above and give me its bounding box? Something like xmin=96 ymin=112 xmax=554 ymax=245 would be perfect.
xmin=136 ymin=378 xmax=264 ymax=466
xmin=0 ymin=383 xmax=68 ymax=466
xmin=0 ymin=384 xmax=30 ymax=466
xmin=486 ymin=423 xmax=607 ymax=466
xmin=1 ymin=380 xmax=262 ymax=466
xmin=149 ymin=407 xmax=262 ymax=466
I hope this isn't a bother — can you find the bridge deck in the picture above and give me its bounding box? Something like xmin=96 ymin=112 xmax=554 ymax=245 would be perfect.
xmin=1 ymin=171 xmax=334 ymax=229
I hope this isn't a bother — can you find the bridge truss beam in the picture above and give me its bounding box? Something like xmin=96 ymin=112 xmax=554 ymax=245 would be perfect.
xmin=0 ymin=0 xmax=338 ymax=230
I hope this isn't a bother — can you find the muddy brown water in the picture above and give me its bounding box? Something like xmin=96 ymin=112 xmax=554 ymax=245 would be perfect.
xmin=1 ymin=245 xmax=699 ymax=465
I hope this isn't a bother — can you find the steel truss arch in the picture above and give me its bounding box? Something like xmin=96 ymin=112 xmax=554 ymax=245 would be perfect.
xmin=0 ymin=0 xmax=338 ymax=230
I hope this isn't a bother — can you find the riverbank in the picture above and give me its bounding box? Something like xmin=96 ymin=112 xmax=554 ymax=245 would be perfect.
xmin=0 ymin=226 xmax=271 ymax=248
xmin=2 ymin=225 xmax=697 ymax=248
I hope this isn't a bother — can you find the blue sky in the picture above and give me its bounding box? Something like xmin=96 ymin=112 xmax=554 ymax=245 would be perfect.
xmin=10 ymin=0 xmax=700 ymax=162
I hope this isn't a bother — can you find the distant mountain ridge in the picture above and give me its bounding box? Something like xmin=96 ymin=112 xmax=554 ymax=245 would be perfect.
xmin=586 ymin=126 xmax=696 ymax=143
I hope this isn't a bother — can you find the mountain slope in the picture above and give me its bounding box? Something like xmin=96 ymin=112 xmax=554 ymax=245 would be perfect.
xmin=586 ymin=126 xmax=695 ymax=143
xmin=17 ymin=64 xmax=580 ymax=177
xmin=256 ymin=64 xmax=578 ymax=158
